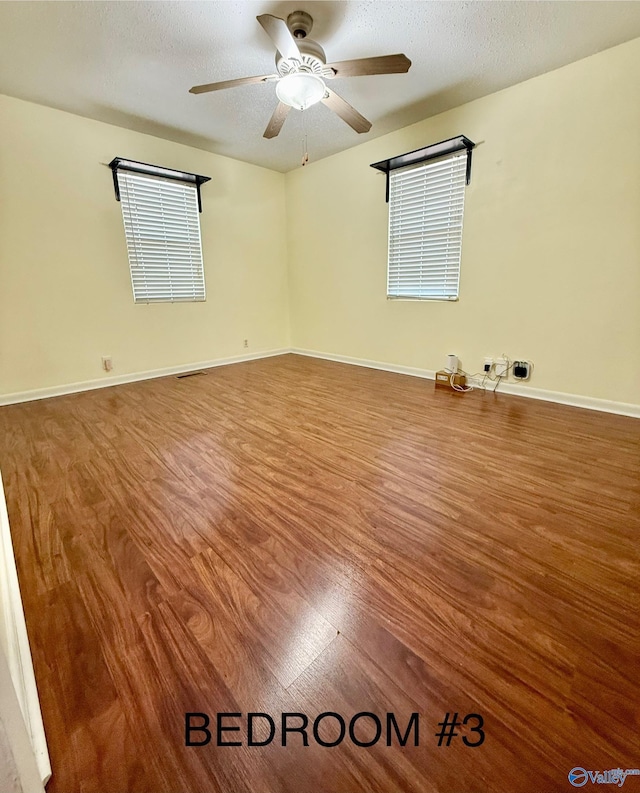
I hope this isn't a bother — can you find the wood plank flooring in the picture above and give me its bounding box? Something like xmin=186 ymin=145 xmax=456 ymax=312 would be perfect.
xmin=0 ymin=353 xmax=638 ymax=793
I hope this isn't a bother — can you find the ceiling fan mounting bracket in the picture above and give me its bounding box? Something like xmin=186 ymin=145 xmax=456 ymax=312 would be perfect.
xmin=286 ymin=10 xmax=313 ymax=39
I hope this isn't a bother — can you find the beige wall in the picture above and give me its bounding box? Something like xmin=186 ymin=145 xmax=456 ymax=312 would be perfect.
xmin=0 ymin=94 xmax=289 ymax=396
xmin=286 ymin=37 xmax=640 ymax=406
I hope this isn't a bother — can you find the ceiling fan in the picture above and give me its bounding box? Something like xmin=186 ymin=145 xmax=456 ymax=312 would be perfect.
xmin=189 ymin=10 xmax=411 ymax=139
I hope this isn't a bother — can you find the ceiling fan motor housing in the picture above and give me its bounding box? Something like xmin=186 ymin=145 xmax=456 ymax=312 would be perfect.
xmin=276 ymin=38 xmax=327 ymax=76
xmin=275 ymin=10 xmax=331 ymax=77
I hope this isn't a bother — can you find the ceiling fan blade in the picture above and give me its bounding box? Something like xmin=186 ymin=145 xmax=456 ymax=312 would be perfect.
xmin=263 ymin=102 xmax=291 ymax=139
xmin=257 ymin=14 xmax=301 ymax=61
xmin=189 ymin=74 xmax=277 ymax=94
xmin=325 ymin=54 xmax=411 ymax=78
xmin=321 ymin=88 xmax=372 ymax=134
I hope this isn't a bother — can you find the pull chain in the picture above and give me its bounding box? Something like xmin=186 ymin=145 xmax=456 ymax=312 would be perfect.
xmin=301 ymin=110 xmax=309 ymax=167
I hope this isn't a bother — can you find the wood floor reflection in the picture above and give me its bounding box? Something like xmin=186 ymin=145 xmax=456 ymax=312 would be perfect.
xmin=0 ymin=353 xmax=638 ymax=793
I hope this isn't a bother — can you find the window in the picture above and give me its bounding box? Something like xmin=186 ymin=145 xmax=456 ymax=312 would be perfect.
xmin=113 ymin=164 xmax=208 ymax=303
xmin=371 ymin=135 xmax=474 ymax=302
xmin=387 ymin=152 xmax=468 ymax=301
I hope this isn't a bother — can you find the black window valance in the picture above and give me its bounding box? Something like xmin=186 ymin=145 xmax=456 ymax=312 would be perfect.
xmin=109 ymin=158 xmax=211 ymax=212
xmin=370 ymin=135 xmax=475 ymax=201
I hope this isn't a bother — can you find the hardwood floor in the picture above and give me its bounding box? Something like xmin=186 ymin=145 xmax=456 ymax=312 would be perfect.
xmin=0 ymin=353 xmax=638 ymax=793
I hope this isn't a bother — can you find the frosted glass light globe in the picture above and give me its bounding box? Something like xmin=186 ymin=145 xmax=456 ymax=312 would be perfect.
xmin=276 ymin=73 xmax=326 ymax=110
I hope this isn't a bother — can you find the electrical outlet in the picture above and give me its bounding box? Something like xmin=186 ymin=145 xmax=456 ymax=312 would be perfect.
xmin=101 ymin=356 xmax=113 ymax=372
xmin=483 ymin=357 xmax=493 ymax=373
xmin=243 ymin=339 xmax=248 ymax=349
xmin=513 ymin=360 xmax=531 ymax=380
xmin=495 ymin=357 xmax=509 ymax=377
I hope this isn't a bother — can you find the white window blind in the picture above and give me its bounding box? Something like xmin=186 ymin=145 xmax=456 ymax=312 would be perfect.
xmin=117 ymin=170 xmax=206 ymax=303
xmin=388 ymin=151 xmax=468 ymax=301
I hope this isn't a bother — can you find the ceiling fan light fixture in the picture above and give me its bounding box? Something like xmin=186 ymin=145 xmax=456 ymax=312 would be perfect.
xmin=276 ymin=73 xmax=326 ymax=110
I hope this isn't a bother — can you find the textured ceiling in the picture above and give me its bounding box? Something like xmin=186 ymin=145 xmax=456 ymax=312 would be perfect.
xmin=1 ymin=1 xmax=640 ymax=172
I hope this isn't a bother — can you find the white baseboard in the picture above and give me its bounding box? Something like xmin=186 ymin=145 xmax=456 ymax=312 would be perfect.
xmin=2 ymin=347 xmax=638 ymax=418
xmin=291 ymin=348 xmax=640 ymax=419
xmin=293 ymin=348 xmax=438 ymax=382
xmin=0 ymin=349 xmax=289 ymax=406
